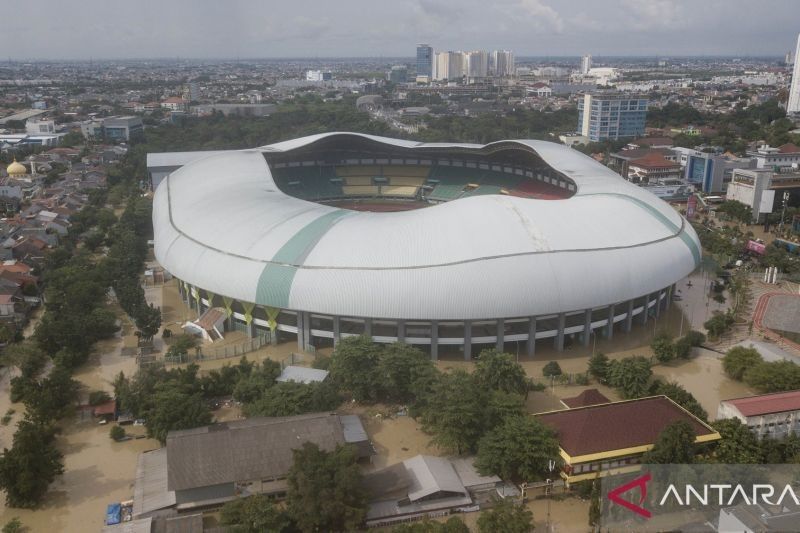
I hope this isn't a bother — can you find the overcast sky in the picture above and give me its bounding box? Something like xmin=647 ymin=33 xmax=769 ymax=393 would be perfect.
xmin=4 ymin=0 xmax=800 ymax=59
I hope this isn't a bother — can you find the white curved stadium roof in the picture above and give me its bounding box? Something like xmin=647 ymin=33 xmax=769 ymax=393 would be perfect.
xmin=153 ymin=133 xmax=700 ymax=320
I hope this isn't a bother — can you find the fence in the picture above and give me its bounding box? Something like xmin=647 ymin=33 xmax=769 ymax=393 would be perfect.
xmin=161 ymin=333 xmax=271 ymax=365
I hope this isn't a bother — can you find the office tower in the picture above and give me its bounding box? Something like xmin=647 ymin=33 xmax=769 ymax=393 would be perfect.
xmin=491 ymin=50 xmax=514 ymax=77
xmin=788 ymin=33 xmax=800 ymax=114
xmin=416 ymin=44 xmax=433 ymax=78
xmin=578 ymin=92 xmax=648 ymax=142
xmin=580 ymin=54 xmax=592 ymax=75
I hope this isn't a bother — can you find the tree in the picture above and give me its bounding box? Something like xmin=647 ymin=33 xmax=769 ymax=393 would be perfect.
xmin=135 ymin=303 xmax=162 ymax=341
xmin=23 ymin=365 xmax=80 ymax=424
xmin=674 ymin=336 xmax=693 ymax=359
xmin=474 ymin=349 xmax=529 ymax=395
xmin=328 ymin=335 xmax=383 ymax=402
xmin=475 ymin=415 xmax=560 ymax=483
xmin=378 ymin=343 xmax=437 ymax=403
xmin=146 ymin=387 xmax=212 ymax=443
xmin=477 ymin=497 xmax=533 ymax=533
xmin=542 ymin=361 xmax=562 ymax=378
xmin=642 ymin=420 xmax=697 ymax=464
xmin=220 ymin=494 xmax=293 ymax=533
xmin=588 ymin=477 xmax=601 ymax=530
xmin=651 ymin=333 xmax=675 ymax=363
xmin=587 ymin=352 xmax=610 ymax=382
xmin=704 ymin=312 xmax=734 ymax=339
xmin=712 ymin=418 xmax=762 ymax=464
xmin=722 ymin=346 xmax=763 ymax=380
xmin=650 ymin=381 xmax=708 ymax=421
xmin=165 ymin=334 xmax=198 ymax=362
xmin=88 ymin=390 xmax=112 ymax=406
xmin=0 ymin=419 xmax=64 ymax=508
xmin=286 ymin=443 xmax=366 ymax=532
xmin=743 ymin=360 xmax=800 ymax=393
xmin=243 ymin=381 xmax=341 ymax=418
xmin=607 ymin=356 xmax=652 ymax=399
xmin=419 ymin=370 xmax=491 ymax=454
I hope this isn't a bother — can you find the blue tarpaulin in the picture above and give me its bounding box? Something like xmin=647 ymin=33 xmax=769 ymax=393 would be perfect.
xmin=105 ymin=503 xmax=121 ymax=525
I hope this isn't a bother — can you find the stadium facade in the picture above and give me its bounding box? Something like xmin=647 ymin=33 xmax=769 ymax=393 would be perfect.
xmin=152 ymin=133 xmax=701 ymax=359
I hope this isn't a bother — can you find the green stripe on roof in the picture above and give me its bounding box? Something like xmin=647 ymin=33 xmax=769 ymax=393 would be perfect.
xmin=585 ymin=193 xmax=701 ymax=267
xmin=255 ymin=210 xmax=351 ymax=307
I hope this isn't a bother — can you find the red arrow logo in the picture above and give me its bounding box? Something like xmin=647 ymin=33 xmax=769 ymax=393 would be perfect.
xmin=607 ymin=472 xmax=652 ymax=518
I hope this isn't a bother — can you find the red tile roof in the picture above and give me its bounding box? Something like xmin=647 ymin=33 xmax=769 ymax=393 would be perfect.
xmin=561 ymin=388 xmax=611 ymax=409
xmin=778 ymin=143 xmax=800 ymax=154
xmin=723 ymin=390 xmax=800 ymax=417
xmin=536 ymin=396 xmax=716 ymax=458
xmin=93 ymin=399 xmax=117 ymax=416
xmin=629 ymin=153 xmax=681 ymax=169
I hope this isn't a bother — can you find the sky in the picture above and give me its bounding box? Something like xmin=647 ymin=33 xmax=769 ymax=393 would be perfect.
xmin=2 ymin=0 xmax=800 ymax=60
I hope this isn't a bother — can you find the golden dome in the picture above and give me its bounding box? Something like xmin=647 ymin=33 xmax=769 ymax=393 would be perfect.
xmin=6 ymin=159 xmax=26 ymax=177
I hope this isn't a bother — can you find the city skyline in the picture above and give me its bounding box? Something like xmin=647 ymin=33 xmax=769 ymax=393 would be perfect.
xmin=3 ymin=0 xmax=800 ymax=60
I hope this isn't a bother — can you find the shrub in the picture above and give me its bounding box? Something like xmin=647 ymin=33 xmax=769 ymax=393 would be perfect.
xmin=542 ymin=361 xmax=562 ymax=377
xmin=109 ymin=425 xmax=126 ymax=441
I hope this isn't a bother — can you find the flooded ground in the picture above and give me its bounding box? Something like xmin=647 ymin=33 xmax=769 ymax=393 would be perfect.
xmin=653 ymin=349 xmax=754 ymax=419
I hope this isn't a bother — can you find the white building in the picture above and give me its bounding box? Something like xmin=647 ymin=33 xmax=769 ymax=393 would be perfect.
xmin=747 ymin=143 xmax=800 ymax=169
xmin=25 ymin=118 xmax=55 ymax=135
xmin=305 ymin=70 xmax=332 ymax=82
xmin=725 ymin=169 xmax=775 ymax=223
xmin=491 ymin=50 xmax=514 ymax=77
xmin=463 ymin=50 xmax=489 ymax=78
xmin=717 ymin=390 xmax=800 ymax=439
xmin=788 ymin=33 xmax=800 ymax=114
xmin=580 ymin=54 xmax=592 ymax=75
xmin=433 ymin=51 xmax=464 ymax=81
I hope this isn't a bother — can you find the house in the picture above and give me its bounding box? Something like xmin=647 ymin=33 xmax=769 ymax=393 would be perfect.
xmin=363 ymin=455 xmax=501 ymax=527
xmin=182 ymin=307 xmax=226 ymax=342
xmin=276 ymin=365 xmax=329 ymax=384
xmin=717 ymin=390 xmax=800 ymax=439
xmin=161 ymin=97 xmax=188 ymax=112
xmin=165 ymin=413 xmax=372 ymax=511
xmin=536 ymin=396 xmax=720 ymax=485
xmin=608 ymin=148 xmax=677 ymax=179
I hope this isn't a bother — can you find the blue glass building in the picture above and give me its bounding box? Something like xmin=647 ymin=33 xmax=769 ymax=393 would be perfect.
xmin=578 ymin=93 xmax=647 ymax=142
xmin=416 ymin=44 xmax=433 ymax=78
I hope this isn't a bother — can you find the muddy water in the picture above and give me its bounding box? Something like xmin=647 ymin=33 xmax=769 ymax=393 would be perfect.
xmin=653 ymin=349 xmax=754 ymax=420
xmin=0 ymin=304 xmax=156 ymax=532
xmin=0 ymin=423 xmax=158 ymax=532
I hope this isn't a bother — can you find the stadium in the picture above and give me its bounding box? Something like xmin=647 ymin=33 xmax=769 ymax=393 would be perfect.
xmin=152 ymin=132 xmax=701 ymax=359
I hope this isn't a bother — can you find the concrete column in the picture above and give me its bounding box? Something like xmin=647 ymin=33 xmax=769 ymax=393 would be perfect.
xmin=463 ymin=321 xmax=472 ymax=360
xmin=496 ymin=319 xmax=505 ymax=352
xmin=527 ymin=317 xmax=537 ymax=358
xmin=296 ymin=312 xmax=305 ymax=351
xmin=605 ymin=304 xmax=615 ymax=339
xmin=666 ymin=284 xmax=675 ymax=310
xmin=582 ymin=309 xmax=592 ymax=347
xmin=641 ymin=295 xmax=650 ymax=325
xmin=332 ymin=316 xmax=341 ymax=347
xmin=247 ymin=321 xmax=254 ymax=339
xmin=430 ymin=321 xmax=439 ymax=361
xmin=654 ymin=291 xmax=662 ymax=318
xmin=397 ymin=321 xmax=405 ymax=343
xmin=554 ymin=313 xmax=566 ymax=351
xmin=624 ymin=299 xmax=634 ymax=333
xmin=302 ymin=311 xmax=311 ymax=351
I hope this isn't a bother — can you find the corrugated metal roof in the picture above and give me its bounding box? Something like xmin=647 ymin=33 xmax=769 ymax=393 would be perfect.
xmin=404 ymin=455 xmax=466 ymax=502
xmin=276 ymin=366 xmax=330 ymax=384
